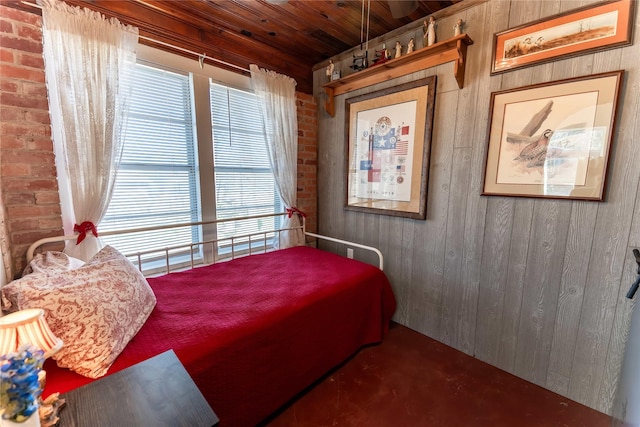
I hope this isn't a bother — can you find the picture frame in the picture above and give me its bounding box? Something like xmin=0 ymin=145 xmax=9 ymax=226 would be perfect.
xmin=345 ymin=76 xmax=436 ymax=219
xmin=482 ymin=70 xmax=623 ymax=201
xmin=491 ymin=0 xmax=634 ymax=74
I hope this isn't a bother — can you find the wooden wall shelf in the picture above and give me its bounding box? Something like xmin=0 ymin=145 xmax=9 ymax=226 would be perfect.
xmin=322 ymin=34 xmax=474 ymax=117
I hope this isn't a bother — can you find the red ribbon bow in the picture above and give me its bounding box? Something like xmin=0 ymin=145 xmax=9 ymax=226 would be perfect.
xmin=74 ymin=221 xmax=98 ymax=245
xmin=286 ymin=207 xmax=306 ymax=218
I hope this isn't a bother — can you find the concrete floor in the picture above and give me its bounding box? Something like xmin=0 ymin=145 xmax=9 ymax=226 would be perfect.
xmin=263 ymin=322 xmax=611 ymax=427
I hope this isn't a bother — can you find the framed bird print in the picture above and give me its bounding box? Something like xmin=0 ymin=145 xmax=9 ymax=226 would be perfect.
xmin=345 ymin=77 xmax=436 ymax=219
xmin=482 ymin=70 xmax=623 ymax=201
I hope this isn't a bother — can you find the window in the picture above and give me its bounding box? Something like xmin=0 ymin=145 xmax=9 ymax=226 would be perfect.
xmin=210 ymin=83 xmax=281 ymax=253
xmin=101 ymin=63 xmax=200 ymax=266
xmin=101 ymin=59 xmax=280 ymax=269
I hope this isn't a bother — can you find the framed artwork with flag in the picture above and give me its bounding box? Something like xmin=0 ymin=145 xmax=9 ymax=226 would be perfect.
xmin=345 ymin=77 xmax=436 ymax=219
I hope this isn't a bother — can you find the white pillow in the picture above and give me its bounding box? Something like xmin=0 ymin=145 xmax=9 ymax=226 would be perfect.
xmin=22 ymin=251 xmax=85 ymax=276
xmin=1 ymin=246 xmax=156 ymax=378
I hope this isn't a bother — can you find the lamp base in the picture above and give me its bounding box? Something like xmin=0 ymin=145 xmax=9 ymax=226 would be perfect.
xmin=0 ymin=413 xmax=40 ymax=427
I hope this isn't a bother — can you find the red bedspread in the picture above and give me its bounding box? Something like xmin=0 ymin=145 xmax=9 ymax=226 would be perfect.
xmin=43 ymin=246 xmax=396 ymax=426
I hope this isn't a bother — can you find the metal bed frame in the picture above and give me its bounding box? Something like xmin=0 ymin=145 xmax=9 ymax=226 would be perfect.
xmin=26 ymin=212 xmax=384 ymax=272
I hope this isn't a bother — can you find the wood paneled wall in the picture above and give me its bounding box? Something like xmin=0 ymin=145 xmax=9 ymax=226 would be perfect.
xmin=313 ymin=0 xmax=640 ymax=416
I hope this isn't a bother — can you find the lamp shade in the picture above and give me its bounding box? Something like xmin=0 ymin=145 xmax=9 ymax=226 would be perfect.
xmin=0 ymin=308 xmax=63 ymax=358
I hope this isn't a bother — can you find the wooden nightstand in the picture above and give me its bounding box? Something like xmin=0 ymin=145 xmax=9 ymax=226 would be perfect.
xmin=58 ymin=350 xmax=219 ymax=427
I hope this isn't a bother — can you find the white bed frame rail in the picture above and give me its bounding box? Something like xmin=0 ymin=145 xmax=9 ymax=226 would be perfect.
xmin=26 ymin=213 xmax=384 ymax=272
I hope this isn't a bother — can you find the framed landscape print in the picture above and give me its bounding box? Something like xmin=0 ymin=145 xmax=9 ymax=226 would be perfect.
xmin=345 ymin=77 xmax=436 ymax=219
xmin=491 ymin=0 xmax=634 ymax=74
xmin=482 ymin=70 xmax=623 ymax=201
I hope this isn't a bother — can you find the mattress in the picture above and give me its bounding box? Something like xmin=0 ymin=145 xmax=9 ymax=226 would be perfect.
xmin=42 ymin=246 xmax=396 ymax=426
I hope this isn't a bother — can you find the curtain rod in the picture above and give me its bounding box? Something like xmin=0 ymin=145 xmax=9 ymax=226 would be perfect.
xmin=20 ymin=0 xmax=251 ymax=74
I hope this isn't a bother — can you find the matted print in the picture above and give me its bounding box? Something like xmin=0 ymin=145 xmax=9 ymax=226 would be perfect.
xmin=482 ymin=71 xmax=623 ymax=201
xmin=345 ymin=77 xmax=436 ymax=219
xmin=491 ymin=0 xmax=634 ymax=74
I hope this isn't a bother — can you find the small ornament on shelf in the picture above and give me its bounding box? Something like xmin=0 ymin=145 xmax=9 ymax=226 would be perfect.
xmin=326 ymin=59 xmax=341 ymax=81
xmin=407 ymin=38 xmax=415 ymax=54
xmin=350 ymin=51 xmax=368 ymax=72
xmin=325 ymin=59 xmax=334 ymax=81
xmin=454 ymin=18 xmax=464 ymax=36
xmin=424 ymin=16 xmax=436 ymax=46
xmin=394 ymin=41 xmax=402 ymax=58
xmin=371 ymin=43 xmax=391 ymax=66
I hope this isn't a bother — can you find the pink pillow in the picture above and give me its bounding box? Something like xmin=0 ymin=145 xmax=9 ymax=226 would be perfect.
xmin=1 ymin=246 xmax=156 ymax=378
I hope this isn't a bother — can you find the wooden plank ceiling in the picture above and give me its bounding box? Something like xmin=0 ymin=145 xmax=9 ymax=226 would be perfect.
xmin=8 ymin=0 xmax=460 ymax=93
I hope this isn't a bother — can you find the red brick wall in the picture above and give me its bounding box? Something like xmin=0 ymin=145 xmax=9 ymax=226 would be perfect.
xmin=0 ymin=6 xmax=319 ymax=273
xmin=295 ymin=92 xmax=318 ymax=236
xmin=0 ymin=6 xmax=61 ymax=277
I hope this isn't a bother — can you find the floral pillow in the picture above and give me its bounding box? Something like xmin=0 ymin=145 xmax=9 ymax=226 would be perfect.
xmin=1 ymin=246 xmax=156 ymax=378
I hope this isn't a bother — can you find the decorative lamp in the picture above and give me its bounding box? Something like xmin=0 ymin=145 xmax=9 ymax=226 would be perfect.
xmin=1 ymin=309 xmax=65 ymax=427
xmin=0 ymin=309 xmax=63 ymax=358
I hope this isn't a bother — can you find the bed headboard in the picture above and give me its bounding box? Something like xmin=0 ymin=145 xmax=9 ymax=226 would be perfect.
xmin=26 ymin=213 xmax=384 ymax=273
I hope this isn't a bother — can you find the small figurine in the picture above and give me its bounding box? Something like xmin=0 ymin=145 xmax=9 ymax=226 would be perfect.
xmin=350 ymin=51 xmax=368 ymax=71
xmin=326 ymin=59 xmax=334 ymax=80
xmin=453 ymin=18 xmax=463 ymax=36
xmin=371 ymin=43 xmax=391 ymax=66
xmin=407 ymin=38 xmax=415 ymax=54
xmin=395 ymin=41 xmax=402 ymax=58
xmin=39 ymin=392 xmax=66 ymax=427
xmin=424 ymin=16 xmax=436 ymax=46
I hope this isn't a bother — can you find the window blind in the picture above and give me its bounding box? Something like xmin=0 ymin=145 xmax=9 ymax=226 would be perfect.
xmin=210 ymin=83 xmax=281 ymax=251
xmin=101 ymin=63 xmax=200 ymax=261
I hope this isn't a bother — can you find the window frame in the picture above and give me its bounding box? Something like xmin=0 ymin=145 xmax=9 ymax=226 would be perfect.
xmin=101 ymin=45 xmax=280 ymax=270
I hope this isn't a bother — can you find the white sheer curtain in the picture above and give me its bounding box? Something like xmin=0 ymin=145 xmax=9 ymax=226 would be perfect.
xmin=41 ymin=0 xmax=138 ymax=261
xmin=249 ymin=64 xmax=304 ymax=248
xmin=0 ymin=188 xmax=12 ymax=285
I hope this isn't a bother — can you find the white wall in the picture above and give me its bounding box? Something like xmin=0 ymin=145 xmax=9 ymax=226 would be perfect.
xmin=0 ymin=253 xmax=4 ymax=287
xmin=0 ymin=249 xmax=5 ymax=316
xmin=615 ymin=297 xmax=640 ymax=426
